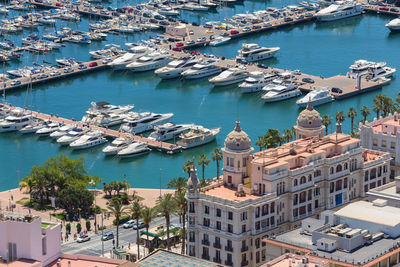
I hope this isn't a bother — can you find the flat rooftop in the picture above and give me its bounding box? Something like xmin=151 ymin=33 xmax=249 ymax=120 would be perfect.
xmin=262 ymin=254 xmax=327 ymax=267
xmin=368 ymin=181 xmax=400 ymax=201
xmin=204 ymin=185 xmax=259 ymax=202
xmin=0 ymin=259 xmax=40 ymax=267
xmin=138 ymin=249 xmax=218 ymax=267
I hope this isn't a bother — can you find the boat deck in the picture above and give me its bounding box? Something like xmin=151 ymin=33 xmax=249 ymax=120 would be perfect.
xmin=4 ymin=105 xmax=183 ymax=154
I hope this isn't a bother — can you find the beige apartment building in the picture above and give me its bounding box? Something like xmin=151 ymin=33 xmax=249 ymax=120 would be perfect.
xmin=186 ymin=103 xmax=391 ymax=267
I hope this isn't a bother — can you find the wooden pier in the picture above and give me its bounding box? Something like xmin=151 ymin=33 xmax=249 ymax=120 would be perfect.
xmin=363 ymin=5 xmax=400 ymax=16
xmin=4 ymin=105 xmax=183 ymax=154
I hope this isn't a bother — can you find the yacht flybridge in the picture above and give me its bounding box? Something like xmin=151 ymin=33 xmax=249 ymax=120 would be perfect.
xmin=386 ymin=18 xmax=400 ymax=32
xmin=181 ymin=60 xmax=221 ymax=79
xmin=209 ymin=68 xmax=249 ymax=86
xmin=347 ymin=60 xmax=396 ymax=81
xmin=315 ymin=1 xmax=362 ymax=22
xmin=296 ymin=87 xmax=334 ymax=107
xmin=155 ymin=57 xmax=200 ymax=79
xmin=0 ymin=109 xmax=32 ymax=133
xmin=120 ymin=112 xmax=174 ymax=134
xmin=127 ymin=52 xmax=172 ymax=72
xmin=148 ymin=123 xmax=194 ymax=141
xmin=236 ymin=43 xmax=280 ymax=62
xmin=108 ymin=46 xmax=152 ymax=70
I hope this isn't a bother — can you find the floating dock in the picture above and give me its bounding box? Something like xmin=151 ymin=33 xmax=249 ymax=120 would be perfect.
xmin=4 ymin=105 xmax=183 ymax=154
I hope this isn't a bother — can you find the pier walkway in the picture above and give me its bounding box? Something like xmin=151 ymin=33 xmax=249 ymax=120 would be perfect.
xmin=5 ymin=104 xmax=183 ymax=154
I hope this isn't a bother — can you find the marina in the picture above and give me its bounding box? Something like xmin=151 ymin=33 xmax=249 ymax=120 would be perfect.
xmin=0 ymin=0 xmax=399 ymax=190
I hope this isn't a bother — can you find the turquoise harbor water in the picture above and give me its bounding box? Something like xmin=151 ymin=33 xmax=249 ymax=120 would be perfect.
xmin=1 ymin=0 xmax=400 ymax=190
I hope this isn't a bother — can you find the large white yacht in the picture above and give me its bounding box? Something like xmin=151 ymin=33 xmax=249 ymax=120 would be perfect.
xmin=90 ymin=113 xmax=128 ymax=127
xmin=347 ymin=60 xmax=396 ymax=80
xmin=239 ymin=71 xmax=276 ymax=93
xmin=177 ymin=126 xmax=220 ymax=149
xmin=154 ymin=57 xmax=200 ymax=79
xmin=296 ymin=87 xmax=334 ymax=108
xmin=148 ymin=123 xmax=194 ymax=141
xmin=85 ymin=102 xmax=134 ymax=116
xmin=315 ymin=1 xmax=362 ymax=22
xmin=181 ymin=60 xmax=221 ymax=79
xmin=209 ymin=68 xmax=249 ymax=86
xmin=69 ymin=131 xmax=107 ymax=150
xmin=127 ymin=52 xmax=172 ymax=72
xmin=56 ymin=128 xmax=88 ymax=145
xmin=0 ymin=110 xmax=32 ymax=132
xmin=120 ymin=112 xmax=174 ymax=134
xmin=102 ymin=137 xmax=133 ymax=155
xmin=209 ymin=36 xmax=231 ymax=47
xmin=108 ymin=46 xmax=152 ymax=70
xmin=386 ymin=18 xmax=400 ymax=31
xmin=19 ymin=120 xmax=46 ymax=134
xmin=236 ymin=43 xmax=280 ymax=62
xmin=262 ymin=83 xmax=301 ymax=103
xmin=36 ymin=122 xmax=62 ymax=136
xmin=117 ymin=142 xmax=151 ymax=158
xmin=49 ymin=124 xmax=77 ymax=139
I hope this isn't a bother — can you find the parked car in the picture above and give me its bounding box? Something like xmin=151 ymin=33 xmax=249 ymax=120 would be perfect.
xmin=102 ymin=58 xmax=112 ymax=64
xmin=189 ymin=30 xmax=194 ymax=35
xmin=55 ymin=2 xmax=63 ymax=6
xmin=302 ymin=77 xmax=315 ymax=83
xmin=264 ymin=22 xmax=272 ymax=27
xmin=132 ymin=221 xmax=145 ymax=230
xmin=284 ymin=17 xmax=294 ymax=22
xmin=89 ymin=62 xmax=98 ymax=67
xmin=252 ymin=24 xmax=262 ymax=29
xmin=230 ymin=29 xmax=239 ymax=34
xmin=50 ymin=71 xmax=61 ymax=76
xmin=159 ymin=20 xmax=170 ymax=25
xmin=296 ymin=14 xmax=304 ymax=19
xmin=197 ymin=36 xmax=206 ymax=42
xmin=242 ymin=27 xmax=251 ymax=32
xmin=172 ymin=46 xmax=182 ymax=51
xmin=64 ymin=67 xmax=73 ymax=73
xmin=154 ymin=14 xmax=165 ymax=20
xmin=220 ymin=32 xmax=229 ymax=37
xmin=305 ymin=12 xmax=313 ymax=17
xmin=101 ymin=231 xmax=114 ymax=241
xmin=331 ymin=87 xmax=343 ymax=94
xmin=78 ymin=64 xmax=87 ymax=70
xmin=186 ymin=40 xmax=195 ymax=45
xmin=37 ymin=73 xmax=49 ymax=79
xmin=379 ymin=6 xmax=389 ymax=11
xmin=176 ymin=42 xmax=184 ymax=47
xmin=192 ymin=22 xmax=199 ymax=26
xmin=10 ymin=80 xmax=21 ymax=86
xmin=123 ymin=220 xmax=135 ymax=229
xmin=149 ymin=18 xmax=158 ymax=23
xmin=390 ymin=7 xmax=399 ymax=12
xmin=77 ymin=234 xmax=91 ymax=243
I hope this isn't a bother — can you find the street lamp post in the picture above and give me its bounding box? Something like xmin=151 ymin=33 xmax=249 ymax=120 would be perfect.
xmin=89 ymin=180 xmax=97 ymax=234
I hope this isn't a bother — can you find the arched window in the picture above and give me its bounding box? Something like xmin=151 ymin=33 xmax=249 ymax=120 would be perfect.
xmin=294 ymin=179 xmax=298 ymax=187
xmin=330 ymin=167 xmax=334 ymax=174
xmin=282 ymin=182 xmax=285 ymax=193
xmin=308 ymin=174 xmax=312 ymax=182
xmin=344 ymin=162 xmax=348 ymax=170
xmin=300 ymin=176 xmax=306 ymax=184
xmin=336 ymin=164 xmax=342 ymax=172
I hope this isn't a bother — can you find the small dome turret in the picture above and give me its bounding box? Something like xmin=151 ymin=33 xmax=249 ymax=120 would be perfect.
xmin=224 ymin=121 xmax=251 ymax=152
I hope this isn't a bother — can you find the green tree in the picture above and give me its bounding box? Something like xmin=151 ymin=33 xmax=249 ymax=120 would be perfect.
xmin=361 ymin=106 xmax=370 ymax=123
xmin=108 ymin=198 xmax=128 ymax=248
xmin=86 ymin=220 xmax=91 ymax=231
xmin=322 ymin=115 xmax=332 ymax=136
xmin=175 ymin=190 xmax=187 ymax=254
xmin=335 ymin=111 xmax=345 ymax=127
xmin=382 ymin=96 xmax=396 ymax=117
xmin=58 ymin=186 xmax=94 ymax=219
xmin=77 ymin=223 xmax=82 ymax=233
xmin=211 ymin=148 xmax=223 ymax=180
xmin=182 ymin=160 xmax=194 ymax=179
xmin=66 ymin=223 xmax=71 ymax=234
xmin=156 ymin=193 xmax=176 ymax=250
xmin=347 ymin=107 xmax=357 ymax=134
xmin=198 ymin=154 xmax=210 ymax=182
xmin=282 ymin=129 xmax=293 ymax=143
xmin=141 ymin=206 xmax=154 ymax=255
xmin=264 ymin=129 xmax=282 ymax=148
xmin=167 ymin=177 xmax=187 ymax=193
xmin=131 ymin=200 xmax=143 ymax=260
xmin=255 ymin=136 xmax=266 ymax=151
xmin=373 ymin=94 xmax=385 ymax=118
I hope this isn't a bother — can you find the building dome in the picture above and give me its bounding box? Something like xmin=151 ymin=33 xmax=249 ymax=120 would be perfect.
xmin=297 ymin=101 xmax=322 ymax=129
xmin=224 ymin=121 xmax=251 ymax=151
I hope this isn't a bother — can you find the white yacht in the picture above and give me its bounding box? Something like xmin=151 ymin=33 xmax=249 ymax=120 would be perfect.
xmin=0 ymin=104 xmax=10 ymax=119
xmin=183 ymin=3 xmax=209 ymax=11
xmin=102 ymin=137 xmax=133 ymax=155
xmin=315 ymin=1 xmax=362 ymax=22
xmin=126 ymin=52 xmax=172 ymax=72
xmin=69 ymin=131 xmax=107 ymax=150
xmin=117 ymin=142 xmax=151 ymax=158
xmin=108 ymin=46 xmax=152 ymax=70
xmin=347 ymin=60 xmax=396 ymax=80
xmin=91 ymin=113 xmax=127 ymax=127
xmin=35 ymin=122 xmax=62 ymax=136
xmin=209 ymin=36 xmax=231 ymax=47
xmin=262 ymin=85 xmax=301 ymax=103
xmin=56 ymin=58 xmax=78 ymax=66
xmin=347 ymin=59 xmax=373 ymax=78
xmin=56 ymin=128 xmax=87 ymax=145
xmin=159 ymin=7 xmax=179 ymax=16
xmin=296 ymin=87 xmax=334 ymax=107
xmin=209 ymin=68 xmax=249 ymax=86
xmin=181 ymin=60 xmax=221 ymax=79
xmin=239 ymin=72 xmax=276 ymax=93
xmin=120 ymin=112 xmax=174 ymax=134
xmin=19 ymin=119 xmax=45 ymax=134
xmin=155 ymin=57 xmax=200 ymax=79
xmin=177 ymin=126 xmax=220 ymax=149
xmin=49 ymin=124 xmax=77 ymax=139
xmin=148 ymin=123 xmax=194 ymax=141
xmin=0 ymin=110 xmax=32 ymax=133
xmin=236 ymin=43 xmax=280 ymax=62
xmin=386 ymin=18 xmax=400 ymax=31
xmin=86 ymin=102 xmax=134 ymax=116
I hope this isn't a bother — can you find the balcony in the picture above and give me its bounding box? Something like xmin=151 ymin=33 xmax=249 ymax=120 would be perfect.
xmin=225 ymin=246 xmax=233 ymax=252
xmin=213 ymin=257 xmax=222 ymax=264
xmin=213 ymin=242 xmax=221 ymax=249
xmin=241 ymin=260 xmax=249 ymax=266
xmin=225 ymin=260 xmax=233 ymax=266
xmin=189 ymin=238 xmax=195 ymax=243
xmin=241 ymin=246 xmax=249 ymax=252
xmin=202 ymin=239 xmax=210 ymax=246
xmin=202 ymin=254 xmax=210 ymax=261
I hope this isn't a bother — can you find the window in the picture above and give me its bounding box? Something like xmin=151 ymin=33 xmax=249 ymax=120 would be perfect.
xmin=227 ymin=224 xmax=233 ymax=233
xmin=330 ymin=167 xmax=334 ymax=174
xmin=204 ymin=205 xmax=209 ymax=214
xmin=270 ymin=216 xmax=275 ymax=225
xmin=216 ymin=208 xmax=221 ymax=217
xmin=242 ymin=224 xmax=246 ymax=233
xmin=203 ymin=233 xmax=209 ymax=242
xmin=256 ymin=251 xmax=260 ymax=263
xmin=215 ymin=250 xmax=221 ymax=262
xmin=300 ymin=191 xmax=306 ymax=203
xmin=382 ymin=139 xmax=387 ymax=148
xmin=255 ymin=221 xmax=260 ymax=230
xmin=344 ymin=163 xmax=348 ymax=170
xmin=228 ymin=176 xmax=232 ymax=184
xmin=336 ymin=164 xmax=342 ymax=172
xmin=391 ymin=142 xmax=395 ymax=149
xmin=293 ymin=194 xmax=298 ymax=205
xmin=189 ymin=245 xmax=195 ymax=256
xmin=243 ymin=157 xmax=247 ymax=167
xmin=270 ymin=202 xmax=275 ymax=213
xmin=344 ymin=178 xmax=348 ymax=189
xmin=189 ymin=202 xmax=195 ymax=213
xmin=228 ymin=211 xmax=233 ymax=220
xmin=241 ymin=212 xmax=247 ymax=221
xmin=203 ymin=218 xmax=210 ymax=227
xmin=300 ymin=176 xmax=306 ymax=184
xmin=216 ymin=221 xmax=221 ymax=230
xmin=364 ymin=170 xmax=369 ymax=182
xmin=330 ymin=182 xmax=334 ymax=193
xmin=314 ymin=169 xmax=321 ymax=177
xmin=370 ymin=182 xmax=376 ymax=189
xmin=371 ymin=168 xmax=377 ymax=179
xmin=293 ymin=208 xmax=298 ymax=217
xmin=255 ymin=207 xmax=260 ymax=218
xmin=307 ymin=203 xmax=312 ymax=213
xmin=189 ymin=231 xmax=195 ymax=242
xmin=299 ymin=206 xmax=306 ymax=216
xmin=262 ymin=204 xmax=269 ymax=216
xmin=255 ymin=238 xmax=260 ymax=249
xmin=364 ymin=184 xmax=369 ymax=193
xmin=336 ymin=180 xmax=342 ymax=191
xmin=294 ymin=179 xmax=298 ymax=186
xmin=373 ymin=138 xmax=378 ymax=146
xmin=215 ymin=236 xmax=220 ymax=246
xmin=378 ymin=166 xmax=382 ymax=177
xmin=308 ymin=189 xmax=312 ymax=201
xmin=315 ymin=187 xmax=320 ymax=196
xmin=315 ymin=199 xmax=319 ymax=209
xmin=308 ymin=174 xmax=312 ymax=182
xmin=384 ymin=165 xmax=388 ymax=173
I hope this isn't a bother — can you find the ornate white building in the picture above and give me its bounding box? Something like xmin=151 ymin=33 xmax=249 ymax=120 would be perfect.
xmin=293 ymin=102 xmax=324 ymax=140
xmin=186 ymin=107 xmax=391 ymax=267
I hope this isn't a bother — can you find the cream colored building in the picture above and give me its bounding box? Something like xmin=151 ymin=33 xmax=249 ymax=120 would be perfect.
xmin=186 ymin=105 xmax=391 ymax=267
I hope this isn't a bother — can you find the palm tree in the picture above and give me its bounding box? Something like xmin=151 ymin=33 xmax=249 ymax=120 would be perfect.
xmin=282 ymin=129 xmax=293 ymax=143
xmin=382 ymin=96 xmax=396 ymax=117
xmin=322 ymin=115 xmax=332 ymax=136
xmin=156 ymin=193 xmax=176 ymax=250
xmin=167 ymin=177 xmax=187 ymax=193
xmin=211 ymin=148 xmax=222 ymax=180
xmin=335 ymin=111 xmax=345 ymax=128
xmin=255 ymin=136 xmax=266 ymax=151
xmin=141 ymin=206 xmax=154 ymax=256
xmin=108 ymin=198 xmax=128 ymax=248
xmin=174 ymin=190 xmax=187 ymax=254
xmin=373 ymin=94 xmax=385 ymax=118
xmin=131 ymin=200 xmax=143 ymax=259
xmin=198 ymin=154 xmax=210 ymax=182
xmin=347 ymin=107 xmax=357 ymax=134
xmin=182 ymin=160 xmax=194 ymax=179
xmin=361 ymin=106 xmax=370 ymax=123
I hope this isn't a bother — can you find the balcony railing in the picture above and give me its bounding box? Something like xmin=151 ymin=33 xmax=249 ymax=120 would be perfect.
xmin=241 ymin=246 xmax=249 ymax=252
xmin=225 ymin=260 xmax=233 ymax=266
xmin=213 ymin=257 xmax=222 ymax=264
xmin=241 ymin=260 xmax=249 ymax=266
xmin=213 ymin=242 xmax=221 ymax=249
xmin=201 ymin=239 xmax=210 ymax=246
xmin=189 ymin=238 xmax=195 ymax=243
xmin=202 ymin=254 xmax=210 ymax=261
xmin=225 ymin=246 xmax=233 ymax=252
